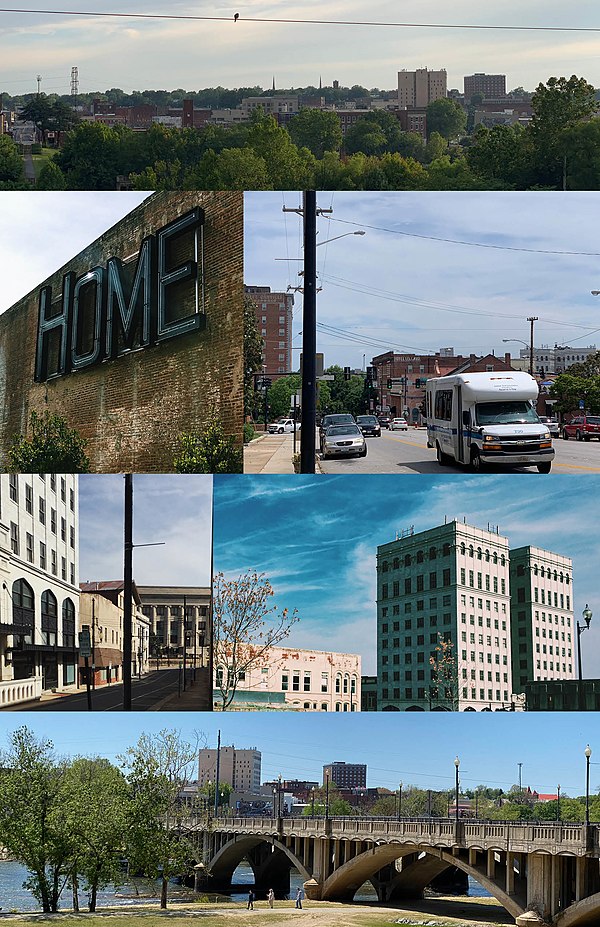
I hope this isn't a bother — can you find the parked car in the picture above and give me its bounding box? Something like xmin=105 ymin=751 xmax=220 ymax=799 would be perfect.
xmin=562 ymin=415 xmax=600 ymax=441
xmin=377 ymin=414 xmax=391 ymax=429
xmin=391 ymin=417 xmax=409 ymax=430
xmin=321 ymin=423 xmax=367 ymax=459
xmin=268 ymin=418 xmax=300 ymax=434
xmin=538 ymin=416 xmax=560 ymax=439
xmin=356 ymin=414 xmax=381 ymax=437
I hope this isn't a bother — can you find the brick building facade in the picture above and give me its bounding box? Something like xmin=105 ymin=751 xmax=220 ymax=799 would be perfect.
xmin=0 ymin=192 xmax=243 ymax=472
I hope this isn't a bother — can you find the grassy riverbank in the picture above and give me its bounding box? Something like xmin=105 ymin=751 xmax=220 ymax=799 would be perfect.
xmin=0 ymin=896 xmax=513 ymax=927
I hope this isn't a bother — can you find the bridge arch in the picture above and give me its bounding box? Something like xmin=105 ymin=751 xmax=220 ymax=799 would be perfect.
xmin=320 ymin=842 xmax=524 ymax=919
xmin=554 ymin=890 xmax=600 ymax=927
xmin=209 ymin=834 xmax=310 ymax=886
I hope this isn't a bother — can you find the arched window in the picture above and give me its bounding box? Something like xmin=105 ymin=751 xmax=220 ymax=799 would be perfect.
xmin=429 ymin=546 xmax=437 ymax=560
xmin=460 ymin=543 xmax=466 ymax=555
xmin=62 ymin=598 xmax=75 ymax=649
xmin=392 ymin=558 xmax=400 ymax=570
xmin=335 ymin=674 xmax=342 ymax=694
xmin=343 ymin=674 xmax=349 ymax=694
xmin=404 ymin=554 xmax=412 ymax=567
xmin=500 ymin=555 xmax=506 ymax=567
xmin=41 ymin=590 xmax=58 ymax=646
xmin=493 ymin=552 xmax=498 ymax=564
xmin=485 ymin=549 xmax=490 ymax=562
xmin=321 ymin=703 xmax=328 ymax=711
xmin=416 ymin=550 xmax=424 ymax=563
xmin=12 ymin=578 xmax=34 ymax=643
xmin=381 ymin=560 xmax=389 ymax=572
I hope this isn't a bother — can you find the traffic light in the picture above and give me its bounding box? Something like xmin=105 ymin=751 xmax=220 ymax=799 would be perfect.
xmin=387 ymin=378 xmax=393 ymax=390
xmin=344 ymin=366 xmax=352 ymax=380
xmin=366 ymin=366 xmax=377 ymax=383
xmin=263 ymin=377 xmax=272 ymax=391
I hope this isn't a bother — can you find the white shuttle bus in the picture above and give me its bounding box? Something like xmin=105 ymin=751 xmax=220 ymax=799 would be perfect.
xmin=426 ymin=371 xmax=554 ymax=473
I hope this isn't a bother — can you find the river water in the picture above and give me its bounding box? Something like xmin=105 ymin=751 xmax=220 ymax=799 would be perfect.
xmin=0 ymin=860 xmax=489 ymax=912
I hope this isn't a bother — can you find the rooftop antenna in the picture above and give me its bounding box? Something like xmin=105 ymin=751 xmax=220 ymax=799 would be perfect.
xmin=70 ymin=66 xmax=79 ymax=96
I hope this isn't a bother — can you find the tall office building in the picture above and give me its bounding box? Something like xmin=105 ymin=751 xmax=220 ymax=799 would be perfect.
xmin=0 ymin=474 xmax=79 ymax=697
xmin=398 ymin=68 xmax=447 ymax=108
xmin=509 ymin=547 xmax=574 ymax=692
xmin=323 ymin=761 xmax=367 ymax=789
xmin=138 ymin=585 xmax=210 ymax=666
xmin=245 ymin=285 xmax=294 ymax=375
xmin=199 ymin=745 xmax=262 ymax=792
xmin=464 ymin=73 xmax=507 ymax=99
xmin=376 ymin=520 xmax=512 ymax=711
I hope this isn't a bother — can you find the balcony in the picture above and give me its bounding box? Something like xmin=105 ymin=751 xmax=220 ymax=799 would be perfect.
xmin=0 ymin=675 xmax=42 ymax=707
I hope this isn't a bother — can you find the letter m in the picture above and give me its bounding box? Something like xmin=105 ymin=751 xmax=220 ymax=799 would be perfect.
xmin=105 ymin=235 xmax=155 ymax=358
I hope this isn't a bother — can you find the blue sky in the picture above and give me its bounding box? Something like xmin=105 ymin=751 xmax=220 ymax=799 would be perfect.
xmin=245 ymin=191 xmax=600 ymax=369
xmin=1 ymin=2 xmax=600 ymax=94
xmin=214 ymin=473 xmax=600 ymax=675
xmin=79 ymin=475 xmax=212 ymax=586
xmin=1 ymin=712 xmax=599 ymax=799
xmin=0 ymin=193 xmax=149 ymax=315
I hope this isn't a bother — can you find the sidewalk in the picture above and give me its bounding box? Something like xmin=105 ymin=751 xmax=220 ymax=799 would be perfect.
xmin=152 ymin=668 xmax=212 ymax=711
xmin=244 ymin=433 xmax=298 ymax=474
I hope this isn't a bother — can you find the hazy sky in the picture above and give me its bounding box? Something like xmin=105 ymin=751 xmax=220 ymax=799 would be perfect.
xmin=0 ymin=192 xmax=150 ymax=314
xmin=1 ymin=712 xmax=598 ymax=797
xmin=79 ymin=474 xmax=213 ymax=587
xmin=214 ymin=473 xmax=600 ymax=676
xmin=1 ymin=1 xmax=599 ymax=95
xmin=245 ymin=191 xmax=600 ymax=369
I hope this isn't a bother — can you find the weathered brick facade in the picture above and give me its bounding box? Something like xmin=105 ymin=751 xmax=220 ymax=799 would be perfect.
xmin=0 ymin=192 xmax=243 ymax=472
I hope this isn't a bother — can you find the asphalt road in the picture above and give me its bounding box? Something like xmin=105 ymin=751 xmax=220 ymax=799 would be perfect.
xmin=318 ymin=429 xmax=600 ymax=474
xmin=4 ymin=668 xmax=193 ymax=712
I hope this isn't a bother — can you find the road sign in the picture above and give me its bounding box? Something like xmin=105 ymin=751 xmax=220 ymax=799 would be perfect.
xmin=79 ymin=628 xmax=92 ymax=658
xmin=579 ymin=400 xmax=585 ymax=409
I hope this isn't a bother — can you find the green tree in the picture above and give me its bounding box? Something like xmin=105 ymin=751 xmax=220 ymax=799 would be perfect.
xmin=344 ymin=111 xmax=404 ymax=156
xmin=267 ymin=375 xmax=301 ymax=420
xmin=173 ymin=415 xmax=242 ymax=473
xmin=424 ymin=131 xmax=447 ymax=163
xmin=244 ymin=295 xmax=264 ymax=418
xmin=36 ymin=159 xmax=67 ymax=190
xmin=246 ymin=112 xmax=315 ymax=189
xmin=426 ymin=98 xmax=467 ymax=140
xmin=549 ymin=374 xmax=600 ymax=417
xmin=0 ymin=133 xmax=26 ymax=184
xmin=8 ymin=410 xmax=90 ymax=473
xmin=213 ymin=570 xmax=299 ymax=710
xmin=62 ymin=758 xmax=129 ymax=912
xmin=287 ymin=109 xmax=343 ymax=158
xmin=563 ymin=120 xmax=600 ymax=189
xmin=320 ymin=365 xmax=369 ymax=416
xmin=529 ymin=75 xmax=598 ymax=187
xmin=0 ymin=727 xmax=72 ymax=912
xmin=467 ymin=124 xmax=532 ymax=188
xmin=56 ymin=122 xmax=134 ymax=190
xmin=121 ymin=729 xmax=204 ymax=909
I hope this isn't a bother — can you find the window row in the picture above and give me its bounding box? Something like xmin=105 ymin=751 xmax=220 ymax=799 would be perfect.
xmin=9 ymin=475 xmax=76 ymax=512
xmin=12 ymin=578 xmax=76 ymax=648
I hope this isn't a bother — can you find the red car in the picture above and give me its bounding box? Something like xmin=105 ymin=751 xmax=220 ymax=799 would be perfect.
xmin=562 ymin=415 xmax=600 ymax=441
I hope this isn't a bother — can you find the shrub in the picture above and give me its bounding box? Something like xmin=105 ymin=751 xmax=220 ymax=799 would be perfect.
xmin=8 ymin=411 xmax=90 ymax=472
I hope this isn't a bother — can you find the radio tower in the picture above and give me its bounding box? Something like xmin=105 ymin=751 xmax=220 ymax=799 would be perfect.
xmin=36 ymin=74 xmax=42 ymax=95
xmin=70 ymin=66 xmax=79 ymax=97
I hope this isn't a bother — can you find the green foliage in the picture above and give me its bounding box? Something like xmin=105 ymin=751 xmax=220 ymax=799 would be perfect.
xmin=319 ymin=365 xmax=369 ymax=416
xmin=426 ymin=98 xmax=467 ymax=140
xmin=287 ymin=108 xmax=343 ymax=158
xmin=344 ymin=111 xmax=405 ymax=157
xmin=0 ymin=134 xmax=26 ymax=184
xmin=173 ymin=416 xmax=242 ymax=474
xmin=8 ymin=410 xmax=90 ymax=473
xmin=243 ymin=422 xmax=256 ymax=444
xmin=267 ymin=375 xmax=301 ymax=420
xmin=36 ymin=159 xmax=67 ymax=190
xmin=549 ymin=372 xmax=600 ymax=416
xmin=244 ymin=295 xmax=264 ymax=417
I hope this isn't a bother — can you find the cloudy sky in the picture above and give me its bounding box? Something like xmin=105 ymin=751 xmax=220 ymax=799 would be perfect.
xmin=245 ymin=191 xmax=600 ymax=369
xmin=0 ymin=192 xmax=150 ymax=314
xmin=214 ymin=473 xmax=600 ymax=676
xmin=3 ymin=711 xmax=598 ymax=796
xmin=79 ymin=474 xmax=213 ymax=587
xmin=1 ymin=1 xmax=599 ymax=95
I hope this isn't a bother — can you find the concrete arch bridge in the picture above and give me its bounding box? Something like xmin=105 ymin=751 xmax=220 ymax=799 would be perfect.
xmin=192 ymin=815 xmax=600 ymax=927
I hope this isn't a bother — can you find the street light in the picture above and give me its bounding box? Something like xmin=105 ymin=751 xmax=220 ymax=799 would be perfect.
xmin=397 ymin=781 xmax=403 ymax=822
xmin=311 ymin=786 xmax=315 ymax=818
xmin=325 ymin=771 xmax=330 ymax=821
xmin=454 ymin=757 xmax=460 ymax=824
xmin=585 ymin=745 xmax=592 ymax=826
xmin=577 ymin=604 xmax=593 ymax=684
xmin=557 ymin=784 xmax=561 ymax=822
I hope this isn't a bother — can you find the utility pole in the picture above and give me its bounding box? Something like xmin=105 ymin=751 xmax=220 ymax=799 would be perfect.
xmin=527 ymin=317 xmax=538 ymax=376
xmin=123 ymin=474 xmax=133 ymax=711
xmin=214 ymin=729 xmax=221 ymax=818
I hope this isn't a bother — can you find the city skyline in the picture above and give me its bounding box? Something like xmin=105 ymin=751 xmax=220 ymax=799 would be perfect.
xmin=245 ymin=191 xmax=600 ymax=369
xmin=213 ymin=474 xmax=600 ymax=676
xmin=79 ymin=475 xmax=213 ymax=587
xmin=0 ymin=711 xmax=598 ymax=799
xmin=0 ymin=192 xmax=149 ymax=315
xmin=1 ymin=1 xmax=599 ymax=94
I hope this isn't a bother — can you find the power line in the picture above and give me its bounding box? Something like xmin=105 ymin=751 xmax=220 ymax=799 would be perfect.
xmin=0 ymin=8 xmax=599 ymax=32
xmin=325 ymin=216 xmax=600 ymax=257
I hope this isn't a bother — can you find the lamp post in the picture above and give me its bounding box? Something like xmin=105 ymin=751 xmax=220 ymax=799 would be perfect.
xmin=557 ymin=784 xmax=561 ymax=822
xmin=585 ymin=745 xmax=592 ymax=826
xmin=397 ymin=781 xmax=403 ymax=821
xmin=311 ymin=786 xmax=315 ymax=818
xmin=454 ymin=757 xmax=460 ymax=824
xmin=577 ymin=605 xmax=593 ymax=682
xmin=502 ymin=338 xmax=530 ymax=374
xmin=325 ymin=772 xmax=330 ymax=821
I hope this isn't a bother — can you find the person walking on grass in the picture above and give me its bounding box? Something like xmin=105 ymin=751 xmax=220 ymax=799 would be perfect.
xmin=295 ymin=887 xmax=304 ymax=909
xmin=247 ymin=889 xmax=255 ymax=910
xmin=267 ymin=888 xmax=275 ymax=908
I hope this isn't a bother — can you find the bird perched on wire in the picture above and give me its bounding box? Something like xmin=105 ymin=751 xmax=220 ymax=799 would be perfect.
xmin=234 ymin=12 xmax=239 ymax=21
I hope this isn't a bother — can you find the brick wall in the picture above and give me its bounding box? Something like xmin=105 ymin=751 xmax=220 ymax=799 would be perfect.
xmin=0 ymin=191 xmax=243 ymax=472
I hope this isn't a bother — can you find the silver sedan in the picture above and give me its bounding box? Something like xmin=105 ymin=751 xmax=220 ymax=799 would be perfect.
xmin=321 ymin=423 xmax=367 ymax=459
